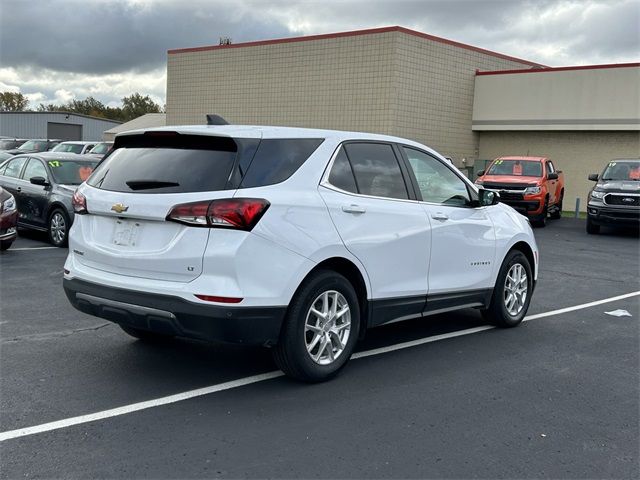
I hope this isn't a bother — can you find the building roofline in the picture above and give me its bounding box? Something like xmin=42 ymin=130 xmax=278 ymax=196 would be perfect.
xmin=0 ymin=110 xmax=122 ymax=124
xmin=476 ymin=62 xmax=640 ymax=76
xmin=167 ymin=25 xmax=546 ymax=68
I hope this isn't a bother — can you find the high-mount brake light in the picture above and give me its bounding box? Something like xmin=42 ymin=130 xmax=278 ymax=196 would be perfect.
xmin=72 ymin=191 xmax=88 ymax=214
xmin=166 ymin=198 xmax=270 ymax=230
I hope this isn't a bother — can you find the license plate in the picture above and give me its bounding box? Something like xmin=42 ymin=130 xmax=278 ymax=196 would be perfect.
xmin=112 ymin=219 xmax=140 ymax=247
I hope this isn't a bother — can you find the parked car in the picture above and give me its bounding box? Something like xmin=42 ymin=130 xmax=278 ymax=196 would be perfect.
xmin=51 ymin=141 xmax=97 ymax=155
xmin=0 ymin=151 xmax=15 ymax=163
xmin=0 ymin=186 xmax=18 ymax=251
xmin=2 ymin=139 xmax=62 ymax=156
xmin=0 ymin=138 xmax=28 ymax=151
xmin=0 ymin=153 xmax=99 ymax=247
xmin=586 ymin=159 xmax=640 ymax=234
xmin=63 ymin=126 xmax=538 ymax=382
xmin=475 ymin=156 xmax=564 ymax=227
xmin=86 ymin=141 xmax=113 ymax=159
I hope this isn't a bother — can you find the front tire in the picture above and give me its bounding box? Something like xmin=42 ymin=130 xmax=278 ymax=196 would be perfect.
xmin=586 ymin=216 xmax=600 ymax=234
xmin=482 ymin=250 xmax=533 ymax=328
xmin=273 ymin=270 xmax=360 ymax=382
xmin=532 ymin=198 xmax=548 ymax=227
xmin=0 ymin=239 xmax=14 ymax=251
xmin=48 ymin=209 xmax=70 ymax=247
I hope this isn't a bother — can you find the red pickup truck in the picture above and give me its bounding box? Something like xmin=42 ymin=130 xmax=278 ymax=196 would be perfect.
xmin=476 ymin=156 xmax=564 ymax=227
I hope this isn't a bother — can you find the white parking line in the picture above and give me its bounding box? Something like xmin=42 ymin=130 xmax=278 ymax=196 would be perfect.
xmin=9 ymin=246 xmax=58 ymax=251
xmin=1 ymin=290 xmax=638 ymax=443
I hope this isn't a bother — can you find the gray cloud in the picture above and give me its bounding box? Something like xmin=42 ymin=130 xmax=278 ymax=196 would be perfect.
xmin=0 ymin=0 xmax=291 ymax=75
xmin=0 ymin=0 xmax=637 ymax=107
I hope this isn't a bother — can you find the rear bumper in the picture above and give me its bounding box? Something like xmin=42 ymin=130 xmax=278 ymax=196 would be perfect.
xmin=587 ymin=204 xmax=640 ymax=226
xmin=63 ymin=278 xmax=286 ymax=346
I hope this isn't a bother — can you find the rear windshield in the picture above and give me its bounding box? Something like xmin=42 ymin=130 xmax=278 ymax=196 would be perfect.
xmin=18 ymin=140 xmax=48 ymax=152
xmin=87 ymin=135 xmax=238 ymax=194
xmin=52 ymin=143 xmax=84 ymax=154
xmin=89 ymin=143 xmax=112 ymax=154
xmin=487 ymin=159 xmax=542 ymax=177
xmin=0 ymin=140 xmax=24 ymax=150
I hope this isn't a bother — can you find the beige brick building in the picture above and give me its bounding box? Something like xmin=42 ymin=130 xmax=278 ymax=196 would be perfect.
xmin=166 ymin=26 xmax=543 ymax=166
xmin=166 ymin=26 xmax=639 ymax=210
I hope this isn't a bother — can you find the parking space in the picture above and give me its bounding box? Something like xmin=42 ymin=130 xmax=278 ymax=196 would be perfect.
xmin=1 ymin=219 xmax=638 ymax=478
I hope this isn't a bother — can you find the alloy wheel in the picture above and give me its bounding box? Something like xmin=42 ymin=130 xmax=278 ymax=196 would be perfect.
xmin=304 ymin=290 xmax=351 ymax=365
xmin=50 ymin=212 xmax=66 ymax=245
xmin=504 ymin=263 xmax=528 ymax=316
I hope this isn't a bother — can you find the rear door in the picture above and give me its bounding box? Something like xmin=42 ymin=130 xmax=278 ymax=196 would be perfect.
xmin=74 ymin=133 xmax=249 ymax=283
xmin=0 ymin=156 xmax=28 ymax=210
xmin=319 ymin=142 xmax=431 ymax=323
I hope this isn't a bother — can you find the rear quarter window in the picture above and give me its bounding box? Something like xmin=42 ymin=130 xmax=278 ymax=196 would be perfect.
xmin=239 ymin=138 xmax=324 ymax=188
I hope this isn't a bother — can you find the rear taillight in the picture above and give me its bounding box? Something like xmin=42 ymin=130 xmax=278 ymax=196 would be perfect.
xmin=72 ymin=191 xmax=88 ymax=214
xmin=166 ymin=198 xmax=270 ymax=230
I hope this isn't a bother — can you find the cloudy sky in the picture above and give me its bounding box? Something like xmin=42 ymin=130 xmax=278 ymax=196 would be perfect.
xmin=1 ymin=0 xmax=638 ymax=108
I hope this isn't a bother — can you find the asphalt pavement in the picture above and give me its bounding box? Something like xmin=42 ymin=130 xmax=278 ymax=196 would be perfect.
xmin=0 ymin=219 xmax=638 ymax=479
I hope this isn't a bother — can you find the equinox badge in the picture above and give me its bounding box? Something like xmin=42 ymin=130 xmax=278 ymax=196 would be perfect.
xmin=111 ymin=203 xmax=129 ymax=214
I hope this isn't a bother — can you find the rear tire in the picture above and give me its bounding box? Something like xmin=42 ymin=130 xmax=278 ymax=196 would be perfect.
xmin=481 ymin=250 xmax=533 ymax=328
xmin=586 ymin=216 xmax=600 ymax=234
xmin=120 ymin=325 xmax=173 ymax=342
xmin=0 ymin=240 xmax=13 ymax=251
xmin=273 ymin=270 xmax=360 ymax=382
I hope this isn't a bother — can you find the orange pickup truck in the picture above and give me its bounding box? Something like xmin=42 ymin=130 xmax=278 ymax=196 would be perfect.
xmin=475 ymin=156 xmax=564 ymax=227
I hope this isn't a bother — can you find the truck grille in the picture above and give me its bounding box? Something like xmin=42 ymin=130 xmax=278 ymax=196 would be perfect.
xmin=499 ymin=192 xmax=525 ymax=201
xmin=604 ymin=194 xmax=640 ymax=207
xmin=482 ymin=183 xmax=532 ymax=191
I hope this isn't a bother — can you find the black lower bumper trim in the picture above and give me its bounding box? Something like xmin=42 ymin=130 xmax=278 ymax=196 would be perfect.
xmin=63 ymin=278 xmax=286 ymax=346
xmin=587 ymin=206 xmax=640 ymax=226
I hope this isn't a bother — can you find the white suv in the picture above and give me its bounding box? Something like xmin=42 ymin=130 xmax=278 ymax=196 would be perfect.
xmin=63 ymin=126 xmax=538 ymax=382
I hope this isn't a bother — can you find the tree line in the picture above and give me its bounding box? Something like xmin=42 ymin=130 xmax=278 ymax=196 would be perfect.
xmin=0 ymin=91 xmax=163 ymax=123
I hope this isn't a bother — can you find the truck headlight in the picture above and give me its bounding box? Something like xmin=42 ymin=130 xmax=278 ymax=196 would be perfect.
xmin=1 ymin=195 xmax=16 ymax=213
xmin=524 ymin=186 xmax=541 ymax=195
xmin=591 ymin=190 xmax=605 ymax=199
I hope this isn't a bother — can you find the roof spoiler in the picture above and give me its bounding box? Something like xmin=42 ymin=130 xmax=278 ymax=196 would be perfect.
xmin=206 ymin=114 xmax=229 ymax=126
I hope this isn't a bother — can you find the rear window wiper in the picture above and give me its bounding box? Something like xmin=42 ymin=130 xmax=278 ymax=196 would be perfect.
xmin=125 ymin=180 xmax=180 ymax=190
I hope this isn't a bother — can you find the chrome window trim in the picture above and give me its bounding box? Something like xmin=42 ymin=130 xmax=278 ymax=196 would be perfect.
xmin=320 ymin=141 xmax=485 ymax=209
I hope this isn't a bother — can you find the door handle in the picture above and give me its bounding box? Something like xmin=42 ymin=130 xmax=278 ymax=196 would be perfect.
xmin=16 ymin=187 xmax=21 ymax=192
xmin=342 ymin=204 xmax=366 ymax=214
xmin=431 ymin=212 xmax=449 ymax=221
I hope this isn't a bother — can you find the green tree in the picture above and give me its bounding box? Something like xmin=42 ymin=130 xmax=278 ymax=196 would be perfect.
xmin=121 ymin=93 xmax=162 ymax=121
xmin=0 ymin=91 xmax=29 ymax=111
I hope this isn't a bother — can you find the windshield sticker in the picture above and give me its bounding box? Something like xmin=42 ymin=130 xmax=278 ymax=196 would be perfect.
xmin=48 ymin=160 xmax=62 ymax=168
xmin=512 ymin=163 xmax=523 ymax=175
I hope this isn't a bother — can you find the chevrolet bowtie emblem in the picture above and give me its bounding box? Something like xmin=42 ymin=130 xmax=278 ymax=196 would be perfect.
xmin=111 ymin=203 xmax=129 ymax=214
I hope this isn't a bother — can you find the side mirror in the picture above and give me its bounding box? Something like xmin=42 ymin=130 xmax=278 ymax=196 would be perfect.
xmin=548 ymin=172 xmax=559 ymax=180
xmin=476 ymin=170 xmax=485 ymax=177
xmin=30 ymin=176 xmax=49 ymax=186
xmin=588 ymin=173 xmax=599 ymax=181
xmin=478 ymin=188 xmax=499 ymax=207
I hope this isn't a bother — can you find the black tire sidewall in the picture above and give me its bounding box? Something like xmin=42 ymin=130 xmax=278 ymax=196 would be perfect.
xmin=48 ymin=209 xmax=70 ymax=247
xmin=0 ymin=240 xmax=13 ymax=251
xmin=491 ymin=251 xmax=533 ymax=327
xmin=278 ymin=270 xmax=360 ymax=381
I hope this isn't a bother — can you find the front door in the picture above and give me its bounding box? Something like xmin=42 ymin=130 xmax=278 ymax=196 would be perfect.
xmin=18 ymin=158 xmax=50 ymax=228
xmin=400 ymin=146 xmax=496 ymax=296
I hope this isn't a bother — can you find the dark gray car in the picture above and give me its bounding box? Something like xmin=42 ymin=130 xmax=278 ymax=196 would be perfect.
xmin=586 ymin=158 xmax=640 ymax=234
xmin=0 ymin=152 xmax=98 ymax=246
